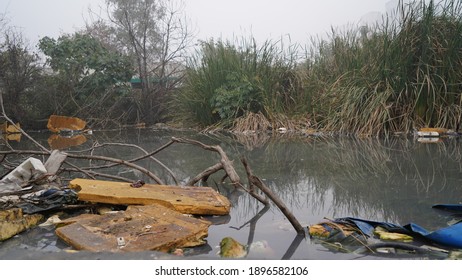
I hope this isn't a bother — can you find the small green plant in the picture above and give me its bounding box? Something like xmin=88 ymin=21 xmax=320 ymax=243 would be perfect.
xmin=210 ymin=72 xmax=261 ymax=121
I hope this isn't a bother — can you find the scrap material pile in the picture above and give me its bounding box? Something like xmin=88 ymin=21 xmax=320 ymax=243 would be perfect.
xmin=0 ymin=153 xmax=231 ymax=254
xmin=309 ymin=210 xmax=462 ymax=258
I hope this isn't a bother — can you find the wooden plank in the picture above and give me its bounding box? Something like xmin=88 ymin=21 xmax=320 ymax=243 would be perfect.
xmin=55 ymin=204 xmax=211 ymax=252
xmin=69 ymin=178 xmax=231 ymax=216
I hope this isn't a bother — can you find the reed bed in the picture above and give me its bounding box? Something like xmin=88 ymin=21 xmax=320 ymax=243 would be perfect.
xmin=172 ymin=0 xmax=462 ymax=136
xmin=308 ymin=0 xmax=462 ymax=135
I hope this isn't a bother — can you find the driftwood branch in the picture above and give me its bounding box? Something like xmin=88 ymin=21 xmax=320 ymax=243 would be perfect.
xmin=186 ymin=162 xmax=223 ymax=186
xmin=71 ymin=141 xmax=178 ymax=184
xmin=171 ymin=137 xmax=241 ymax=186
xmin=171 ymin=137 xmax=305 ymax=235
xmin=63 ymin=153 xmax=165 ymax=184
xmin=0 ymin=149 xmax=164 ymax=184
xmin=241 ymin=158 xmax=305 ymax=235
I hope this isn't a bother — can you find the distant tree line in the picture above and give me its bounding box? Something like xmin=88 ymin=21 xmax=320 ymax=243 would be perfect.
xmin=2 ymin=0 xmax=462 ymax=135
xmin=0 ymin=0 xmax=192 ymax=129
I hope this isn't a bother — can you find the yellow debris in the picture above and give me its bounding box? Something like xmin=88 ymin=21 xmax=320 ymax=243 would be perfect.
xmin=47 ymin=115 xmax=86 ymax=133
xmin=374 ymin=227 xmax=413 ymax=242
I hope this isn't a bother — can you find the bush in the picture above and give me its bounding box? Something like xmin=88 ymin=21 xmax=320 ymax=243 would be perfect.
xmin=170 ymin=38 xmax=306 ymax=129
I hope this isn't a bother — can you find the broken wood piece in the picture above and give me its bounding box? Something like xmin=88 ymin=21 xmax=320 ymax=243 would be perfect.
xmin=2 ymin=133 xmax=21 ymax=142
xmin=55 ymin=204 xmax=211 ymax=252
xmin=47 ymin=115 xmax=86 ymax=133
xmin=0 ymin=208 xmax=43 ymax=241
xmin=69 ymin=178 xmax=231 ymax=216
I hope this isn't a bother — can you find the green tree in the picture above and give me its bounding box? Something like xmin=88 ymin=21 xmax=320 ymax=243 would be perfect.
xmin=38 ymin=33 xmax=134 ymax=122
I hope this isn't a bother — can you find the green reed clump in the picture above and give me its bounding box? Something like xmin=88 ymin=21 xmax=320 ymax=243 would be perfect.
xmin=306 ymin=0 xmax=462 ymax=135
xmin=170 ymin=38 xmax=306 ymax=129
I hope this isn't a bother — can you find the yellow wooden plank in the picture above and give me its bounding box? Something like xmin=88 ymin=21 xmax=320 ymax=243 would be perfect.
xmin=55 ymin=204 xmax=211 ymax=252
xmin=69 ymin=178 xmax=231 ymax=216
xmin=47 ymin=115 xmax=86 ymax=132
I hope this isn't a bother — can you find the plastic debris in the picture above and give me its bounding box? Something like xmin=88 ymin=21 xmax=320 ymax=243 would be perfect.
xmin=309 ymin=209 xmax=462 ymax=257
xmin=1 ymin=157 xmax=47 ymax=184
xmin=16 ymin=189 xmax=78 ymax=214
xmin=374 ymin=226 xmax=413 ymax=242
xmin=39 ymin=214 xmax=63 ymax=227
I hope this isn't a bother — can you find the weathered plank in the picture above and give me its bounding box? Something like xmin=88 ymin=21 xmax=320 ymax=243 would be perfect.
xmin=55 ymin=204 xmax=211 ymax=252
xmin=69 ymin=178 xmax=231 ymax=216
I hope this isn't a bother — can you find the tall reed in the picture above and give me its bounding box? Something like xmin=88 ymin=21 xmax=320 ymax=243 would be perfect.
xmin=170 ymin=38 xmax=307 ymax=129
xmin=307 ymin=0 xmax=462 ymax=135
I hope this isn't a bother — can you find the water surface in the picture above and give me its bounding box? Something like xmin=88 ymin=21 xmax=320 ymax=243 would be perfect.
xmin=1 ymin=129 xmax=461 ymax=259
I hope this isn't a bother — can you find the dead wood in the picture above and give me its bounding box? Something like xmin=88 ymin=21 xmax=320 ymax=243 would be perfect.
xmin=186 ymin=162 xmax=223 ymax=186
xmin=59 ymin=153 xmax=165 ymax=184
xmin=170 ymin=137 xmax=269 ymax=204
xmin=171 ymin=137 xmax=305 ymax=235
xmin=171 ymin=137 xmax=241 ymax=185
xmin=0 ymin=149 xmax=163 ymax=184
xmin=241 ymin=158 xmax=306 ymax=235
xmin=70 ymin=141 xmax=178 ymax=184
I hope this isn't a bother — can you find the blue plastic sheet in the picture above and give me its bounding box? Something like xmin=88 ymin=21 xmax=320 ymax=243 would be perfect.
xmin=432 ymin=204 xmax=462 ymax=213
xmin=335 ymin=213 xmax=462 ymax=249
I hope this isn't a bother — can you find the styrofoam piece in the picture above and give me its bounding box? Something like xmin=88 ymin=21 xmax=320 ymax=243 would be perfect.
xmin=1 ymin=157 xmax=47 ymax=183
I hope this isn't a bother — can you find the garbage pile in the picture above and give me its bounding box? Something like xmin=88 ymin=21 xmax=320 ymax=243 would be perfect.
xmin=309 ymin=209 xmax=462 ymax=259
xmin=0 ymin=152 xmax=231 ymax=255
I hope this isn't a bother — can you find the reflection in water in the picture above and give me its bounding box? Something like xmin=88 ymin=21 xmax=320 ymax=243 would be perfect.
xmin=48 ymin=134 xmax=87 ymax=150
xmin=2 ymin=132 xmax=21 ymax=142
xmin=230 ymin=205 xmax=269 ymax=249
xmin=2 ymin=130 xmax=462 ymax=259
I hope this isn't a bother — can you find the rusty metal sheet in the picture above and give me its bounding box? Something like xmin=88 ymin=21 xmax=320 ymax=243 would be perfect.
xmin=55 ymin=205 xmax=211 ymax=252
xmin=69 ymin=178 xmax=231 ymax=216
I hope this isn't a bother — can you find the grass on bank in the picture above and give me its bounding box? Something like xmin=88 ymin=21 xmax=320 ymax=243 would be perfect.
xmin=171 ymin=0 xmax=462 ymax=136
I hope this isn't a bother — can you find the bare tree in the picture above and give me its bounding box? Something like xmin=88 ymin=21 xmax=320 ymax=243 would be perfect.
xmin=87 ymin=0 xmax=194 ymax=123
xmin=0 ymin=28 xmax=41 ymax=123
